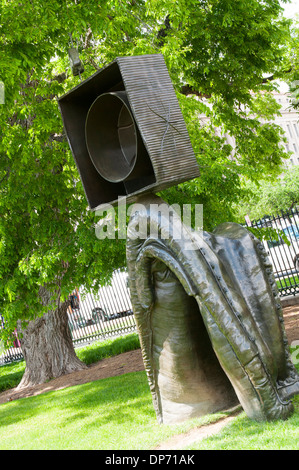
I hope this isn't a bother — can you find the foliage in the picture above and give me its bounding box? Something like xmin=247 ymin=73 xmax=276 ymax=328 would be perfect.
xmin=236 ymin=165 xmax=299 ymax=221
xmin=0 ymin=0 xmax=295 ymax=336
xmin=285 ymin=15 xmax=299 ymax=108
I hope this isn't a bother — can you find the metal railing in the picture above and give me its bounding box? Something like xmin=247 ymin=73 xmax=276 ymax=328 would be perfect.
xmin=0 ymin=268 xmax=136 ymax=365
xmin=244 ymin=209 xmax=299 ymax=297
xmin=68 ymin=269 xmax=136 ymax=346
xmin=2 ymin=209 xmax=299 ymax=365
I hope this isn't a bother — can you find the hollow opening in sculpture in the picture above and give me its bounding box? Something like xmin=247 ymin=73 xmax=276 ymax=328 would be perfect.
xmin=150 ymin=259 xmax=239 ymax=424
xmin=84 ymin=91 xmax=156 ymax=199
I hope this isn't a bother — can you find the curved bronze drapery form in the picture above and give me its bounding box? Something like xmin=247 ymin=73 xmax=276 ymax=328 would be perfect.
xmin=126 ymin=195 xmax=299 ymax=424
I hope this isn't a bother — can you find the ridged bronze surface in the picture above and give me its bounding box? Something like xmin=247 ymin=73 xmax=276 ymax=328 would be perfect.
xmin=58 ymin=54 xmax=200 ymax=210
xmin=117 ymin=54 xmax=199 ymax=187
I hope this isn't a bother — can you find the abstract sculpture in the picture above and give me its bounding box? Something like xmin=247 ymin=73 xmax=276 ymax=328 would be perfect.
xmin=126 ymin=195 xmax=299 ymax=423
xmin=58 ymin=54 xmax=199 ymax=210
xmin=59 ymin=53 xmax=299 ymax=424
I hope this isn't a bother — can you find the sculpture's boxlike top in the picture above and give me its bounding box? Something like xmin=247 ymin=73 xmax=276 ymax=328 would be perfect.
xmin=58 ymin=54 xmax=200 ymax=210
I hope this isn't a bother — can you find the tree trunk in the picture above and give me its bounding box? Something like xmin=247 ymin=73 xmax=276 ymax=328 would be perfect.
xmin=16 ymin=294 xmax=87 ymax=389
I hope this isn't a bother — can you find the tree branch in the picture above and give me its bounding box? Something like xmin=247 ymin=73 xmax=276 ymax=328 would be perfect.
xmin=180 ymin=84 xmax=211 ymax=99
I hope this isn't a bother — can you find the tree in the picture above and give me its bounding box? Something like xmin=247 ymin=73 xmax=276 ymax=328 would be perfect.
xmin=0 ymin=0 xmax=294 ymax=386
xmin=16 ymin=287 xmax=87 ymax=389
xmin=236 ymin=165 xmax=299 ymax=221
xmin=0 ymin=0 xmax=128 ymax=383
xmin=284 ymin=16 xmax=299 ymax=108
xmin=145 ymin=1 xmax=290 ymax=229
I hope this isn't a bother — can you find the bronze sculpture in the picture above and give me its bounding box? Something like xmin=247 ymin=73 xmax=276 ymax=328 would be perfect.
xmin=126 ymin=195 xmax=299 ymax=423
xmin=59 ymin=54 xmax=299 ymax=424
xmin=58 ymin=54 xmax=199 ymax=210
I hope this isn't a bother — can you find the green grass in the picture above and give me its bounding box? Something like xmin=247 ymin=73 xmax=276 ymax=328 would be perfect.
xmin=1 ymin=335 xmax=299 ymax=450
xmin=277 ymin=274 xmax=299 ymax=289
xmin=75 ymin=332 xmax=140 ymax=365
xmin=0 ymin=371 xmax=231 ymax=450
xmin=0 ymin=360 xmax=26 ymax=393
xmin=1 ymin=367 xmax=299 ymax=450
xmin=186 ymin=399 xmax=299 ymax=450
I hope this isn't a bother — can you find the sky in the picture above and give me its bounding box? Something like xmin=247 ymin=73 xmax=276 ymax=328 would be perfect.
xmin=281 ymin=0 xmax=299 ymax=19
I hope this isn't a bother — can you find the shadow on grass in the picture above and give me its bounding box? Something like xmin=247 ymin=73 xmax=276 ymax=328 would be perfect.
xmin=0 ymin=361 xmax=25 ymax=393
xmin=2 ymin=349 xmax=299 ymax=450
xmin=0 ymin=371 xmax=153 ymax=430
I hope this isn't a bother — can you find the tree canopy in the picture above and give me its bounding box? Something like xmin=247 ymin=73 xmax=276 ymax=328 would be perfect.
xmin=236 ymin=165 xmax=299 ymax=221
xmin=285 ymin=13 xmax=299 ymax=108
xmin=0 ymin=0 xmax=295 ymax=339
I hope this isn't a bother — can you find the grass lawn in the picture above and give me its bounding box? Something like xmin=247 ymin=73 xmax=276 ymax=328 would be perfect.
xmin=1 ymin=334 xmax=299 ymax=450
xmin=187 ymin=399 xmax=299 ymax=450
xmin=0 ymin=370 xmax=233 ymax=450
xmin=277 ymin=274 xmax=299 ymax=290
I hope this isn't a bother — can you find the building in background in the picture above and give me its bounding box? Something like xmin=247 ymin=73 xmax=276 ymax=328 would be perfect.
xmin=198 ymin=91 xmax=299 ymax=167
